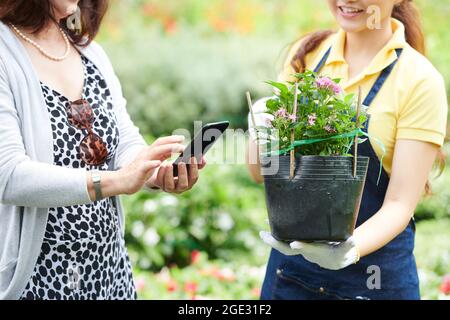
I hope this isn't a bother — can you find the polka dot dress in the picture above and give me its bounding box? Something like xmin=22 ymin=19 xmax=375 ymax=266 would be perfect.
xmin=20 ymin=55 xmax=137 ymax=300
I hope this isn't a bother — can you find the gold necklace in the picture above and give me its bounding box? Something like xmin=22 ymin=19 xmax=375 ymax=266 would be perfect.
xmin=10 ymin=23 xmax=71 ymax=61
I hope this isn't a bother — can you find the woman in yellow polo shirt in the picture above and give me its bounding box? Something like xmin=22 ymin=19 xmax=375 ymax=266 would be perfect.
xmin=247 ymin=0 xmax=448 ymax=299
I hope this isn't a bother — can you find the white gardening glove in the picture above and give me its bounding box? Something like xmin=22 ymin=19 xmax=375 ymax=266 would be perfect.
xmin=260 ymin=231 xmax=361 ymax=270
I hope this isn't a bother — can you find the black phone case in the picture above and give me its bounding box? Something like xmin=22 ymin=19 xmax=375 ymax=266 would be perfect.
xmin=172 ymin=121 xmax=229 ymax=177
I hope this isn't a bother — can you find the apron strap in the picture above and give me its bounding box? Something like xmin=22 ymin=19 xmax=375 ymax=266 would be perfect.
xmin=363 ymin=48 xmax=403 ymax=106
xmin=313 ymin=47 xmax=332 ymax=73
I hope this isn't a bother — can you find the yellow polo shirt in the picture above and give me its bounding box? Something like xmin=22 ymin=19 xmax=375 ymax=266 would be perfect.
xmin=277 ymin=18 xmax=448 ymax=176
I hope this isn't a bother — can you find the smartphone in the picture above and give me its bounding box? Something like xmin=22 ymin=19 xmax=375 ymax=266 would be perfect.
xmin=172 ymin=121 xmax=230 ymax=177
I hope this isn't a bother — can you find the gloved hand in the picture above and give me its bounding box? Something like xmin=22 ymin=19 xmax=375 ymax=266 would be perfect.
xmin=260 ymin=231 xmax=361 ymax=270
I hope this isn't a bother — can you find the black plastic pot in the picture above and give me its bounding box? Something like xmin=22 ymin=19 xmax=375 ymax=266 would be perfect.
xmin=261 ymin=155 xmax=369 ymax=242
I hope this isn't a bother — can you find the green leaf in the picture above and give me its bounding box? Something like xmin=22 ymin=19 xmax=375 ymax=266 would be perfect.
xmin=265 ymin=99 xmax=281 ymax=113
xmin=288 ymin=122 xmax=301 ymax=130
xmin=265 ymin=81 xmax=289 ymax=96
xmin=344 ymin=93 xmax=355 ymax=105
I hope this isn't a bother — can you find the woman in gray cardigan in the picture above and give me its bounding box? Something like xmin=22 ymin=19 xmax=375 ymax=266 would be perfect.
xmin=0 ymin=0 xmax=203 ymax=299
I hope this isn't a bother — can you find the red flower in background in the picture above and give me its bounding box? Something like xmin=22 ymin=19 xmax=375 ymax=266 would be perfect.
xmin=251 ymin=287 xmax=261 ymax=297
xmin=140 ymin=3 xmax=177 ymax=35
xmin=184 ymin=281 xmax=198 ymax=300
xmin=142 ymin=3 xmax=158 ymax=17
xmin=163 ymin=17 xmax=177 ymax=34
xmin=440 ymin=275 xmax=450 ymax=295
xmin=191 ymin=250 xmax=201 ymax=265
xmin=212 ymin=268 xmax=236 ymax=282
xmin=198 ymin=266 xmax=236 ymax=282
xmin=184 ymin=281 xmax=198 ymax=294
xmin=167 ymin=279 xmax=178 ymax=293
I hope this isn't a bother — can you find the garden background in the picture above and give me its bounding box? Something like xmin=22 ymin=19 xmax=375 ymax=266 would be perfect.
xmin=97 ymin=0 xmax=450 ymax=299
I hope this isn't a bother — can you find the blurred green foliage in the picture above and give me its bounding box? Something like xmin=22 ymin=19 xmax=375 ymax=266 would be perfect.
xmin=123 ymin=160 xmax=268 ymax=271
xmin=415 ymin=219 xmax=450 ymax=300
xmin=100 ymin=29 xmax=280 ymax=135
xmin=97 ymin=0 xmax=449 ymax=299
xmin=99 ymin=0 xmax=450 ymax=137
xmin=133 ymin=251 xmax=266 ymax=300
xmin=415 ymin=144 xmax=450 ymax=221
xmin=130 ymin=219 xmax=450 ymax=300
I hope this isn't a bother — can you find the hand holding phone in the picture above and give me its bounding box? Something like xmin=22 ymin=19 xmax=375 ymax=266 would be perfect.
xmin=172 ymin=121 xmax=229 ymax=177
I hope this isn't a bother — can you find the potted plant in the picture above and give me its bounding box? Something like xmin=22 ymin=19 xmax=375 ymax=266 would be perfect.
xmin=248 ymin=71 xmax=370 ymax=242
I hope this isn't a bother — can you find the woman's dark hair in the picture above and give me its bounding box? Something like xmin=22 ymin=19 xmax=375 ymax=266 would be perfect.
xmin=0 ymin=0 xmax=109 ymax=46
xmin=289 ymin=0 xmax=446 ymax=196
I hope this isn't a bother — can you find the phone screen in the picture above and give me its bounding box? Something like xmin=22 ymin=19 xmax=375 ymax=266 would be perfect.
xmin=172 ymin=121 xmax=229 ymax=177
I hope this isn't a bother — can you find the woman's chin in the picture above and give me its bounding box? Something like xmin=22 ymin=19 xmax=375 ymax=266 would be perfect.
xmin=335 ymin=17 xmax=369 ymax=33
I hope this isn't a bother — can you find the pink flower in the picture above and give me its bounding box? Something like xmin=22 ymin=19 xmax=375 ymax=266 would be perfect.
xmin=308 ymin=113 xmax=317 ymax=126
xmin=288 ymin=114 xmax=297 ymax=122
xmin=275 ymin=108 xmax=288 ymax=118
xmin=333 ymin=86 xmax=343 ymax=95
xmin=316 ymin=77 xmax=342 ymax=95
xmin=135 ymin=277 xmax=146 ymax=292
xmin=324 ymin=125 xmax=336 ymax=133
xmin=316 ymin=76 xmax=333 ymax=88
xmin=184 ymin=281 xmax=198 ymax=299
xmin=440 ymin=275 xmax=450 ymax=295
xmin=265 ymin=118 xmax=273 ymax=127
xmin=184 ymin=281 xmax=198 ymax=294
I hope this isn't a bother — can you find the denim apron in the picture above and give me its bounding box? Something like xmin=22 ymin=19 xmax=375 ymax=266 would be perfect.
xmin=261 ymin=47 xmax=420 ymax=300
